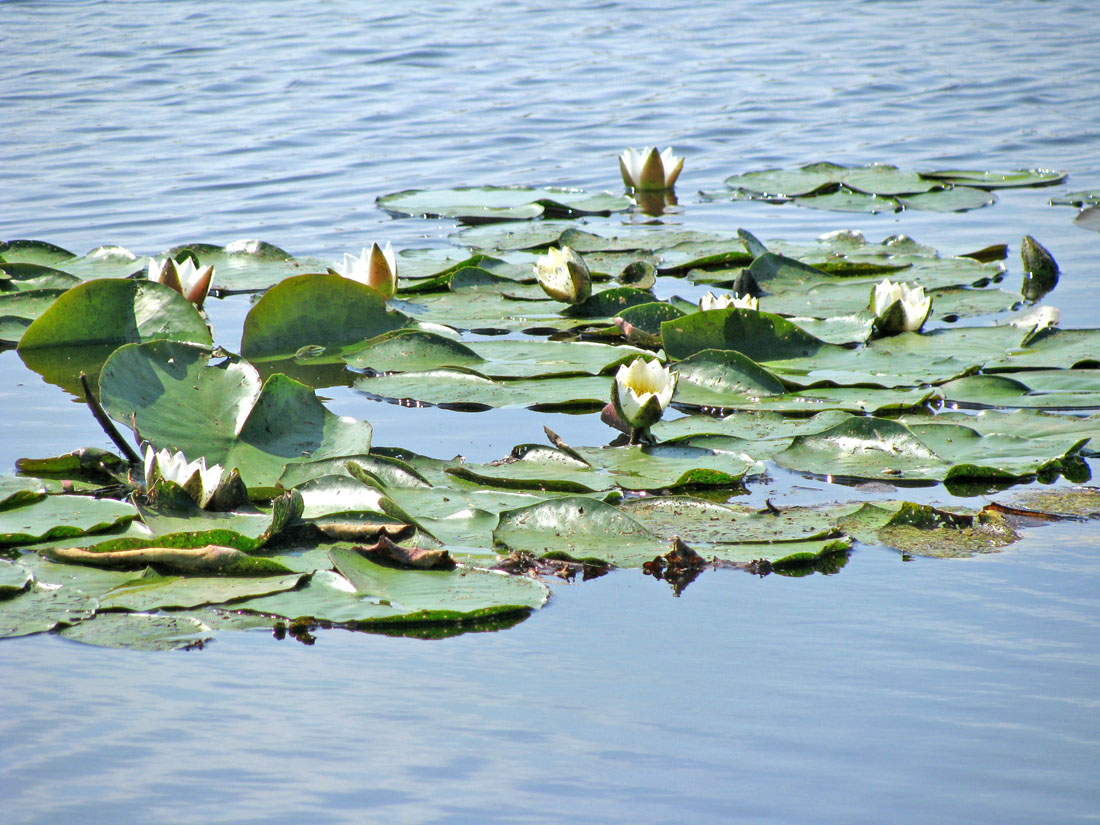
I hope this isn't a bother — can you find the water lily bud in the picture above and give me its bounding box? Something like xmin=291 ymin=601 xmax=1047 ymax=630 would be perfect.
xmin=619 ymin=147 xmax=684 ymax=191
xmin=699 ymin=292 xmax=759 ymax=312
xmin=146 ymin=256 xmax=215 ymax=309
xmin=534 ymin=246 xmax=592 ymax=304
xmin=611 ymin=357 xmax=678 ymax=438
xmin=332 ymin=242 xmax=398 ymax=298
xmin=870 ymin=278 xmax=931 ymax=335
xmin=1020 ymin=235 xmax=1059 ymax=301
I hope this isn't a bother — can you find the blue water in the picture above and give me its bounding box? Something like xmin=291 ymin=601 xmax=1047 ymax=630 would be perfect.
xmin=2 ymin=1 xmax=1100 ymax=822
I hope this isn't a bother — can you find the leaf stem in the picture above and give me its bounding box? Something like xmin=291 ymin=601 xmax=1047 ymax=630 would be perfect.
xmin=80 ymin=372 xmax=142 ymax=464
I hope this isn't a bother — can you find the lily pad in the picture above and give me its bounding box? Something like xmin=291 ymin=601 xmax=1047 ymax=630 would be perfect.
xmin=0 ymin=583 xmax=97 ymax=638
xmin=0 ymin=559 xmax=32 ymax=597
xmin=99 ymin=340 xmax=374 ymax=487
xmin=1 ymin=477 xmax=48 ymax=511
xmin=330 ymin=546 xmax=548 ymax=618
xmin=998 ymin=486 xmax=1100 ymax=519
xmin=378 ymin=186 xmax=632 ymax=222
xmin=345 ymin=330 xmax=647 ymax=379
xmin=775 ymin=416 xmax=1085 ymax=483
xmin=838 ymin=501 xmax=1020 ymax=558
xmin=241 ymin=273 xmax=413 ymax=363
xmin=16 ymin=279 xmax=213 ymax=392
xmin=0 ymin=494 xmax=138 ymax=547
xmin=57 ymin=612 xmax=213 ymax=651
xmin=939 ymin=372 xmax=1100 ymax=409
xmin=0 ymin=239 xmax=78 ymax=267
xmin=355 ymin=367 xmax=610 ymax=411
xmin=99 ymin=571 xmax=307 ymax=612
xmin=921 ymin=169 xmax=1066 ymax=189
xmin=661 ymin=308 xmax=829 ymax=362
xmin=492 ymin=496 xmax=665 ymax=565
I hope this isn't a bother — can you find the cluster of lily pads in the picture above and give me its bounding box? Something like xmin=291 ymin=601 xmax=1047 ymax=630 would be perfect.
xmin=702 ymin=161 xmax=1067 ymax=213
xmin=1 ymin=155 xmax=1099 ymax=650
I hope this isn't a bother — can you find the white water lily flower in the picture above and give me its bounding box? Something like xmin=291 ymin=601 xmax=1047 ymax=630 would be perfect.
xmin=143 ymin=445 xmax=226 ymax=509
xmin=611 ymin=357 xmax=678 ymax=437
xmin=147 ymin=257 xmax=215 ymax=308
xmin=699 ymin=291 xmax=758 ymax=311
xmin=870 ymin=278 xmax=931 ymax=334
xmin=534 ymin=245 xmax=592 ymax=304
xmin=619 ymin=146 xmax=684 ymax=191
xmin=333 ymin=242 xmax=397 ymax=298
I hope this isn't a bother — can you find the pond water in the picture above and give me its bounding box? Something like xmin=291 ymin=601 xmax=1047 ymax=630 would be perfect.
xmin=2 ymin=1 xmax=1099 ymax=822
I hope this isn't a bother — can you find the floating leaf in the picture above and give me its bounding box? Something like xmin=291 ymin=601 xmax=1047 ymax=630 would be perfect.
xmin=0 ymin=583 xmax=97 ymax=638
xmin=662 ymin=307 xmax=829 ymax=362
xmin=1 ymin=477 xmax=47 ymax=511
xmin=355 ymin=367 xmax=609 ymax=411
xmin=998 ymin=486 xmax=1100 ymax=519
xmin=57 ymin=612 xmax=213 ymax=651
xmin=99 ymin=571 xmax=307 ymax=612
xmin=0 ymin=494 xmax=137 ymax=547
xmin=921 ymin=169 xmax=1066 ymax=189
xmin=99 ymin=340 xmax=373 ymax=487
xmin=0 ymin=239 xmax=77 ymax=267
xmin=493 ymin=496 xmax=665 ymax=565
xmin=241 ymin=274 xmax=413 ymax=363
xmin=378 ymin=186 xmax=631 ymax=222
xmin=839 ymin=501 xmax=1020 ymax=558
xmin=346 ymin=331 xmax=646 ymax=379
xmin=330 ymin=546 xmax=548 ymax=616
xmin=776 ymin=416 xmax=1085 ymax=483
xmin=0 ymin=559 xmax=32 ymax=597
xmin=895 ymin=186 xmax=995 ymax=213
xmin=16 ymin=279 xmax=213 ymax=392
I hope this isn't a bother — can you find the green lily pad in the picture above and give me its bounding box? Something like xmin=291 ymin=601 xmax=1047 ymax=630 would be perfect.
xmin=662 ymin=307 xmax=829 ymax=362
xmin=898 ymin=409 xmax=1100 ymax=456
xmin=776 ymin=416 xmax=1085 ymax=483
xmin=989 ymin=327 xmax=1100 ymax=370
xmin=998 ymin=486 xmax=1100 ymax=519
xmin=99 ymin=340 xmax=374 ymax=487
xmin=241 ymin=273 xmax=413 ymax=363
xmin=764 ymin=326 xmax=1028 ymax=388
xmin=355 ymin=367 xmax=610 ymax=411
xmin=1050 ymin=190 xmax=1100 ymax=207
xmin=1 ymin=477 xmax=48 ymax=511
xmin=619 ymin=496 xmax=844 ymax=546
xmin=378 ymin=186 xmax=631 ymax=222
xmin=330 ymin=546 xmax=548 ymax=617
xmin=345 ymin=330 xmax=647 ymax=379
xmin=448 ymin=443 xmax=755 ymax=494
xmin=939 ymin=371 xmax=1100 ymax=409
xmin=99 ymin=571 xmax=307 ymax=611
xmin=57 ymin=612 xmax=213 ymax=651
xmin=921 ymin=169 xmax=1066 ymax=189
xmin=797 ymin=187 xmax=900 ymax=213
xmin=14 ymin=448 xmax=130 ymax=484
xmin=896 ymin=186 xmax=996 ymax=212
xmin=0 ymin=239 xmax=77 ymax=267
xmin=667 ymin=348 xmax=937 ymax=413
xmin=0 ymin=559 xmax=32 ymax=598
xmin=838 ymin=501 xmax=1020 ymax=558
xmin=492 ymin=496 xmax=665 ymax=565
xmin=0 ymin=583 xmax=97 ymax=638
xmin=653 ymin=409 xmax=854 ymax=441
xmin=16 ymin=279 xmax=213 ymax=392
xmin=15 ymin=553 xmax=161 ymax=598
xmin=0 ymin=494 xmax=138 ymax=547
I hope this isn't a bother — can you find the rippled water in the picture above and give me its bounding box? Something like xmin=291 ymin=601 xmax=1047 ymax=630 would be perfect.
xmin=2 ymin=1 xmax=1100 ymax=822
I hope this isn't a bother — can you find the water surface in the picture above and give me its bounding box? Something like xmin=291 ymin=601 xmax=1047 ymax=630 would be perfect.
xmin=2 ymin=1 xmax=1099 ymax=822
